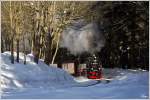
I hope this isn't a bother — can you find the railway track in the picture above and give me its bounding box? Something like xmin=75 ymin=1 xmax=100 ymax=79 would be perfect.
xmin=75 ymin=78 xmax=112 ymax=87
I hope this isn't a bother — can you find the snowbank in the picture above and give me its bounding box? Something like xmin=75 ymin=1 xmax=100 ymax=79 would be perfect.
xmin=1 ymin=51 xmax=75 ymax=91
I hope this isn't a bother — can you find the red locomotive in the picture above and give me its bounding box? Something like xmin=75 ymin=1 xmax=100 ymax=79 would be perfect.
xmin=86 ymin=54 xmax=102 ymax=79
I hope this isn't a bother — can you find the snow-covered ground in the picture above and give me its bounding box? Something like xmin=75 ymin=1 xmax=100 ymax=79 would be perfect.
xmin=1 ymin=52 xmax=149 ymax=99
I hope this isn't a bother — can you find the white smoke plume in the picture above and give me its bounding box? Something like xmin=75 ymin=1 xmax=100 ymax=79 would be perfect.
xmin=60 ymin=21 xmax=105 ymax=55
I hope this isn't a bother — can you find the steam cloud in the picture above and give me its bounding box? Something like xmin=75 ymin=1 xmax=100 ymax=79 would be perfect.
xmin=60 ymin=22 xmax=105 ymax=55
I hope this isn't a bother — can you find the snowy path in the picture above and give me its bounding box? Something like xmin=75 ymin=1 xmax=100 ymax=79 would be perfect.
xmin=2 ymin=76 xmax=148 ymax=99
xmin=2 ymin=71 xmax=149 ymax=99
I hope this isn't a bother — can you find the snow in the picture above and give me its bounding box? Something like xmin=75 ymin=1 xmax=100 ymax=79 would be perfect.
xmin=1 ymin=52 xmax=149 ymax=99
xmin=1 ymin=52 xmax=76 ymax=90
xmin=74 ymin=76 xmax=92 ymax=82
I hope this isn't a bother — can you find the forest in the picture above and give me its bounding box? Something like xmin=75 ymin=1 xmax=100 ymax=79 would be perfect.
xmin=1 ymin=1 xmax=149 ymax=70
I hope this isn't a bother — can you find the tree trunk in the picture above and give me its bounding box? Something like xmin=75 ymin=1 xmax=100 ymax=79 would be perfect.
xmin=5 ymin=39 xmax=9 ymax=51
xmin=23 ymin=36 xmax=26 ymax=65
xmin=31 ymin=37 xmax=34 ymax=54
xmin=9 ymin=41 xmax=11 ymax=51
xmin=1 ymin=39 xmax=4 ymax=53
xmin=44 ymin=47 xmax=52 ymax=65
xmin=44 ymin=37 xmax=52 ymax=65
xmin=11 ymin=38 xmax=14 ymax=64
xmin=33 ymin=2 xmax=40 ymax=64
xmin=39 ymin=35 xmax=43 ymax=58
xmin=24 ymin=54 xmax=26 ymax=65
xmin=32 ymin=24 xmax=41 ymax=64
xmin=10 ymin=1 xmax=14 ymax=64
xmin=16 ymin=39 xmax=19 ymax=63
xmin=7 ymin=39 xmax=11 ymax=51
xmin=33 ymin=36 xmax=40 ymax=64
xmin=34 ymin=53 xmax=39 ymax=64
xmin=44 ymin=31 xmax=53 ymax=65
xmin=51 ymin=33 xmax=60 ymax=64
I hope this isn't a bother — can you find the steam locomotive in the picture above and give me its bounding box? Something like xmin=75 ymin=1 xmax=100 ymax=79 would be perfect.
xmin=86 ymin=54 xmax=103 ymax=79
